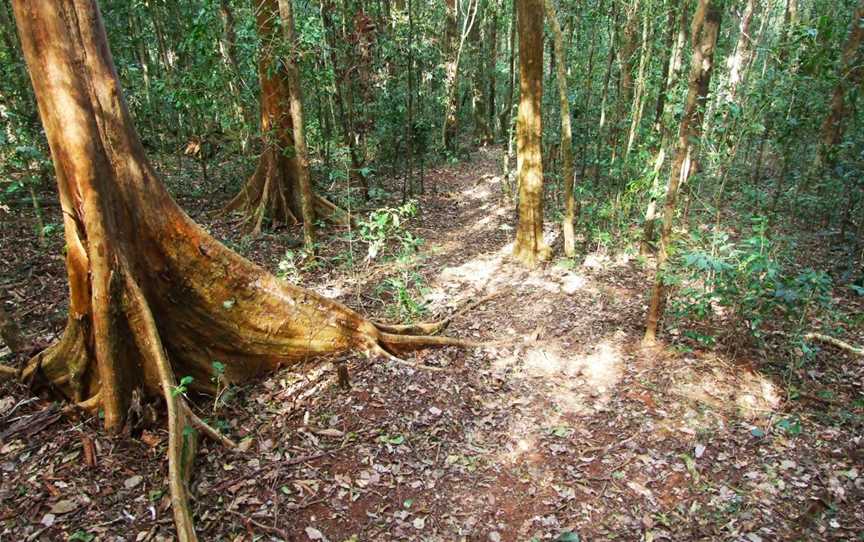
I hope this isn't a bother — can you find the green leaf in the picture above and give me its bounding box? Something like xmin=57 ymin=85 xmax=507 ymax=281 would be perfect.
xmin=222 ymin=298 xmax=236 ymax=309
xmin=556 ymin=532 xmax=580 ymax=542
xmin=69 ymin=532 xmax=95 ymax=542
xmin=750 ymin=427 xmax=766 ymax=438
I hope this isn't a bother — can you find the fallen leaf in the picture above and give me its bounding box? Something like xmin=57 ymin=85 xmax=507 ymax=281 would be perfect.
xmin=50 ymin=500 xmax=78 ymax=514
xmin=305 ymin=526 xmax=324 ymax=540
xmin=124 ymin=475 xmax=143 ymax=490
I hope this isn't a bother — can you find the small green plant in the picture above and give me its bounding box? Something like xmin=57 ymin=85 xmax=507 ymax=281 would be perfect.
xmin=211 ymin=360 xmax=228 ymax=412
xmin=358 ymin=200 xmax=421 ymax=261
xmin=377 ymin=271 xmax=429 ymax=323
xmin=171 ymin=375 xmax=194 ymax=397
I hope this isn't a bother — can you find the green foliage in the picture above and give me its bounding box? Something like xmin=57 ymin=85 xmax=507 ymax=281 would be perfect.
xmin=669 ymin=218 xmax=835 ymax=345
xmin=358 ymin=200 xmax=423 ymax=261
xmin=171 ymin=375 xmax=194 ymax=397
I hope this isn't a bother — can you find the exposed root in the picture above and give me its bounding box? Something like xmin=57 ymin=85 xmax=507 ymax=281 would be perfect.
xmin=374 ymin=291 xmax=503 ymax=335
xmin=804 ymin=332 xmax=864 ymax=356
xmin=124 ymin=275 xmax=198 ymax=542
xmin=314 ymin=194 xmax=353 ymax=227
xmin=370 ymin=345 xmax=451 ymax=373
xmin=378 ymin=331 xmax=487 ymax=352
xmin=183 ymin=405 xmax=237 ymax=449
xmin=60 ymin=392 xmax=102 ymax=415
xmin=0 ymin=364 xmax=18 ymax=380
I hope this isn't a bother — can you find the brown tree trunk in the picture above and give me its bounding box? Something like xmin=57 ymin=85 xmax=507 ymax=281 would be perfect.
xmin=625 ymin=10 xmax=652 ymax=158
xmin=544 ymin=0 xmax=576 ymax=257
xmin=819 ymin=0 xmax=864 ymax=166
xmin=9 ymin=1 xmax=460 ymax=537
xmin=644 ymin=0 xmax=721 ymax=344
xmin=642 ymin=0 xmax=689 ymax=254
xmin=442 ymin=0 xmax=460 ymax=149
xmin=278 ymin=0 xmax=317 ymax=251
xmin=512 ymin=0 xmax=550 ymax=267
xmin=612 ymin=0 xmax=640 ymax=157
xmin=724 ymin=0 xmax=757 ymax=104
xmin=225 ymin=0 xmax=303 ymax=233
xmin=469 ymin=2 xmax=493 ymax=144
xmin=441 ymin=0 xmax=480 ymax=150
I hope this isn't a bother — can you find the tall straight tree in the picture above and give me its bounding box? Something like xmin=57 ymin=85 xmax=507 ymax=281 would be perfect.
xmin=278 ymin=0 xmax=317 ymax=251
xmin=7 ymin=0 xmax=463 ymax=537
xmin=644 ymin=0 xmax=722 ymax=343
xmin=544 ymin=0 xmax=577 ymax=257
xmin=512 ymin=0 xmax=550 ymax=267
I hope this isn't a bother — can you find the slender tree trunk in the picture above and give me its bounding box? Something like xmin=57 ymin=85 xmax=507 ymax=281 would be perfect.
xmin=486 ymin=1 xmax=499 ymax=135
xmin=819 ymin=0 xmax=864 ymax=166
xmin=642 ymin=0 xmax=688 ymax=253
xmin=612 ymin=0 xmax=640 ymax=158
xmin=595 ymin=5 xmax=618 ymax=181
xmin=625 ymin=11 xmax=653 ymax=158
xmin=469 ymin=2 xmax=492 ymax=144
xmin=724 ymin=0 xmax=756 ymax=104
xmin=644 ymin=0 xmax=721 ymax=344
xmin=278 ymin=0 xmax=317 ymax=251
xmin=544 ymin=0 xmax=576 ymax=257
xmin=653 ymin=0 xmax=683 ymax=129
xmin=321 ymin=0 xmax=370 ymax=198
xmin=441 ymin=0 xmax=480 ymax=150
xmin=513 ymin=0 xmax=550 ymax=267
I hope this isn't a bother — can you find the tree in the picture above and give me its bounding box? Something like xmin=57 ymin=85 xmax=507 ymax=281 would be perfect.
xmin=819 ymin=0 xmax=864 ymax=167
xmin=225 ymin=0 xmax=309 ymax=233
xmin=441 ymin=0 xmax=480 ymax=150
xmin=6 ymin=1 xmax=465 ymax=538
xmin=512 ymin=0 xmax=551 ymax=267
xmin=278 ymin=0 xmax=317 ymax=251
xmin=643 ymin=0 xmax=722 ymax=344
xmin=544 ymin=0 xmax=577 ymax=257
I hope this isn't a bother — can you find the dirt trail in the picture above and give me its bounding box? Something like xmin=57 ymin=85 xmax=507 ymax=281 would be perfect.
xmin=1 ymin=149 xmax=863 ymax=541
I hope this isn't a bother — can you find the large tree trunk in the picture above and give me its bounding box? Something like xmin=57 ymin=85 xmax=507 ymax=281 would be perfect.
xmin=512 ymin=0 xmax=550 ymax=267
xmin=819 ymin=0 xmax=864 ymax=166
xmin=9 ymin=1 xmax=458 ymax=538
xmin=643 ymin=0 xmax=721 ymax=344
xmin=544 ymin=0 xmax=576 ymax=258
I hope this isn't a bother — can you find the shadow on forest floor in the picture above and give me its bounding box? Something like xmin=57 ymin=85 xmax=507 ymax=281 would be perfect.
xmin=1 ymin=147 xmax=863 ymax=541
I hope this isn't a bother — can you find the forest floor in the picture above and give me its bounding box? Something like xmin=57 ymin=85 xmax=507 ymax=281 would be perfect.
xmin=1 ymin=147 xmax=863 ymax=541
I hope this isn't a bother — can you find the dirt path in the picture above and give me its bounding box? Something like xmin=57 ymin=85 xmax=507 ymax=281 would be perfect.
xmin=2 ymin=149 xmax=863 ymax=541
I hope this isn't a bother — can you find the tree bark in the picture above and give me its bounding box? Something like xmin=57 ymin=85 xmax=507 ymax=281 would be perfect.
xmin=724 ymin=0 xmax=757 ymax=104
xmin=278 ymin=0 xmax=317 ymax=251
xmin=226 ymin=0 xmax=304 ymax=233
xmin=644 ymin=0 xmax=721 ymax=344
xmin=819 ymin=0 xmax=864 ymax=166
xmin=512 ymin=0 xmax=550 ymax=267
xmin=544 ymin=0 xmax=576 ymax=257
